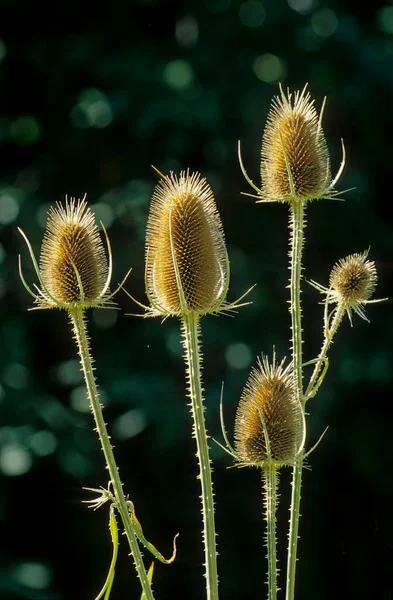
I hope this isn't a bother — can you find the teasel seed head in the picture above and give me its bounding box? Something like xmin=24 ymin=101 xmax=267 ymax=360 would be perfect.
xmin=18 ymin=197 xmax=117 ymax=310
xmin=260 ymin=84 xmax=335 ymax=203
xmin=237 ymin=84 xmax=348 ymax=204
xmin=145 ymin=170 xmax=229 ymax=316
xmin=234 ymin=355 xmax=305 ymax=468
xmin=309 ymin=249 xmax=386 ymax=326
xmin=329 ymin=251 xmax=377 ymax=306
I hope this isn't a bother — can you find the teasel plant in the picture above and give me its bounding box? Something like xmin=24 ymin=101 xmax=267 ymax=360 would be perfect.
xmin=18 ymin=197 xmax=178 ymax=600
xmin=125 ymin=169 xmax=253 ymax=600
xmin=217 ymin=353 xmax=306 ymax=600
xmin=238 ymin=84 xmax=385 ymax=599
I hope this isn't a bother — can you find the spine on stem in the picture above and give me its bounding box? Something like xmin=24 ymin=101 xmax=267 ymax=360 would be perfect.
xmin=263 ymin=467 xmax=279 ymax=600
xmin=286 ymin=201 xmax=306 ymax=600
xmin=181 ymin=312 xmax=219 ymax=600
xmin=69 ymin=307 xmax=155 ymax=600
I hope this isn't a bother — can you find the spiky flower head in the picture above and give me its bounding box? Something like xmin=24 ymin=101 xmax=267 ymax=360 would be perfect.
xmin=310 ymin=249 xmax=385 ymax=326
xmin=238 ymin=84 xmax=346 ymax=204
xmin=145 ymin=170 xmax=229 ymax=317
xmin=234 ymin=355 xmax=304 ymax=467
xmin=329 ymin=251 xmax=377 ymax=304
xmin=262 ymin=84 xmax=334 ymax=202
xmin=19 ymin=197 xmax=115 ymax=310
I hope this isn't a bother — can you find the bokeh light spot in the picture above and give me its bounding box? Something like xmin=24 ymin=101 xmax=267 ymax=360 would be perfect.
xmin=56 ymin=359 xmax=83 ymax=386
xmin=0 ymin=444 xmax=32 ymax=476
xmin=287 ymin=0 xmax=315 ymax=14
xmin=253 ymin=54 xmax=286 ymax=83
xmin=0 ymin=242 xmax=5 ymax=264
xmin=92 ymin=309 xmax=118 ymax=330
xmin=91 ymin=202 xmax=115 ymax=229
xmin=176 ymin=16 xmax=199 ymax=48
xmin=113 ymin=409 xmax=147 ymax=440
xmin=163 ymin=60 xmax=194 ymax=90
xmin=225 ymin=343 xmax=253 ymax=370
xmin=311 ymin=8 xmax=338 ymax=37
xmin=12 ymin=562 xmax=51 ymax=589
xmin=70 ymin=386 xmax=90 ymax=413
xmin=30 ymin=430 xmax=57 ymax=456
xmin=239 ymin=0 xmax=265 ymax=28
xmin=376 ymin=6 xmax=393 ymax=35
xmin=0 ymin=192 xmax=19 ymax=225
xmin=2 ymin=363 xmax=30 ymax=389
xmin=71 ymin=88 xmax=113 ymax=129
xmin=10 ymin=116 xmax=42 ymax=146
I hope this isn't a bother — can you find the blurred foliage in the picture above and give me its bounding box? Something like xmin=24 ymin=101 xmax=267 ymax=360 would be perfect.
xmin=0 ymin=0 xmax=392 ymax=598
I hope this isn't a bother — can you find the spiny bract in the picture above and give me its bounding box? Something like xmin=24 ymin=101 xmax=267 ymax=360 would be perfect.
xmin=145 ymin=170 xmax=228 ymax=316
xmin=234 ymin=356 xmax=304 ymax=466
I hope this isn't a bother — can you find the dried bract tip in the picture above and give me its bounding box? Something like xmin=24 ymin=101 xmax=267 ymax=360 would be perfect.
xmin=260 ymin=85 xmax=338 ymax=203
xmin=145 ymin=170 xmax=228 ymax=316
xmin=40 ymin=198 xmax=108 ymax=306
xmin=234 ymin=356 xmax=304 ymax=467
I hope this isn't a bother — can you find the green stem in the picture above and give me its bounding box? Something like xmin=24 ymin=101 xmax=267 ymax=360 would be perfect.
xmin=286 ymin=200 xmax=306 ymax=600
xmin=263 ymin=466 xmax=279 ymax=600
xmin=181 ymin=312 xmax=219 ymax=600
xmin=304 ymin=303 xmax=346 ymax=400
xmin=69 ymin=307 xmax=154 ymax=600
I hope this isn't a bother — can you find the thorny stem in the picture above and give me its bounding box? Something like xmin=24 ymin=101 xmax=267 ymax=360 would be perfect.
xmin=304 ymin=303 xmax=346 ymax=400
xmin=69 ymin=307 xmax=154 ymax=600
xmin=286 ymin=200 xmax=306 ymax=600
xmin=181 ymin=312 xmax=219 ymax=600
xmin=263 ymin=466 xmax=280 ymax=600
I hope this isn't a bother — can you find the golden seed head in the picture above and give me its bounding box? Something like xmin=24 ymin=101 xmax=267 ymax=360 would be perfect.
xmin=261 ymin=85 xmax=330 ymax=202
xmin=145 ymin=170 xmax=228 ymax=315
xmin=40 ymin=197 xmax=108 ymax=306
xmin=234 ymin=356 xmax=303 ymax=466
xmin=329 ymin=251 xmax=377 ymax=306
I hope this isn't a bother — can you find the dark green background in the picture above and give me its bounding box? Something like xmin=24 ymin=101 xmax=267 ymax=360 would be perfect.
xmin=0 ymin=1 xmax=392 ymax=599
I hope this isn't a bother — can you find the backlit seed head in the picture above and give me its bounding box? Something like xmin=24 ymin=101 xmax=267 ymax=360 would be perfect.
xmin=234 ymin=356 xmax=304 ymax=467
xmin=261 ymin=85 xmax=331 ymax=202
xmin=40 ymin=197 xmax=108 ymax=306
xmin=330 ymin=251 xmax=377 ymax=307
xmin=145 ymin=170 xmax=228 ymax=316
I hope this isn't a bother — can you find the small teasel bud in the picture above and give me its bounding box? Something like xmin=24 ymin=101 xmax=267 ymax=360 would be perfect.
xmin=234 ymin=355 xmax=304 ymax=466
xmin=145 ymin=170 xmax=228 ymax=316
xmin=261 ymin=85 xmax=331 ymax=202
xmin=40 ymin=197 xmax=108 ymax=306
xmin=329 ymin=251 xmax=377 ymax=307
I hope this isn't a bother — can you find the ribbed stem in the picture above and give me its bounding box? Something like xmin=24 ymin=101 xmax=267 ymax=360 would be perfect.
xmin=181 ymin=312 xmax=219 ymax=600
xmin=69 ymin=307 xmax=154 ymax=600
xmin=286 ymin=200 xmax=306 ymax=600
xmin=263 ymin=466 xmax=279 ymax=600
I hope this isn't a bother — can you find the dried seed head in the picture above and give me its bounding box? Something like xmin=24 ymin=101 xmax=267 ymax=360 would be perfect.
xmin=40 ymin=197 xmax=108 ymax=306
xmin=234 ymin=356 xmax=304 ymax=466
xmin=329 ymin=251 xmax=377 ymax=307
xmin=145 ymin=170 xmax=228 ymax=316
xmin=261 ymin=85 xmax=330 ymax=202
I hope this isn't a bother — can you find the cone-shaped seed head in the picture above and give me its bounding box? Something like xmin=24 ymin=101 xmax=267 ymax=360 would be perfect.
xmin=40 ymin=198 xmax=108 ymax=305
xmin=234 ymin=356 xmax=303 ymax=466
xmin=261 ymin=85 xmax=330 ymax=201
xmin=329 ymin=251 xmax=377 ymax=306
xmin=145 ymin=170 xmax=228 ymax=315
